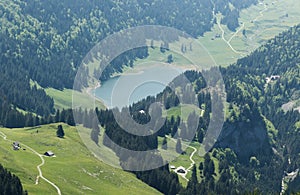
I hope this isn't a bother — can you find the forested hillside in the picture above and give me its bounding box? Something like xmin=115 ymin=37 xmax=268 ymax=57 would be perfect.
xmin=93 ymin=24 xmax=300 ymax=194
xmin=0 ymin=0 xmax=257 ymax=128
xmin=217 ymin=25 xmax=300 ymax=193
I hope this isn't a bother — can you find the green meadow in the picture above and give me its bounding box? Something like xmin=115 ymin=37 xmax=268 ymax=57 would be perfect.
xmin=0 ymin=124 xmax=160 ymax=195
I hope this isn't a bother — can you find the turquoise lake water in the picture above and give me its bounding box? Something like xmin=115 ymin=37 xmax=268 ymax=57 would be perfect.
xmin=94 ymin=65 xmax=185 ymax=108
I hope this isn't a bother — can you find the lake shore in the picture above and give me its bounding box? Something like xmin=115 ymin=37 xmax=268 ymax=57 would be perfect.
xmin=84 ymin=80 xmax=107 ymax=108
xmin=85 ymin=62 xmax=198 ymax=109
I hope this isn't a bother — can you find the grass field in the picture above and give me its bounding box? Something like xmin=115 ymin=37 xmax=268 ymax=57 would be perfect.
xmin=241 ymin=0 xmax=300 ymax=40
xmin=45 ymin=88 xmax=105 ymax=111
xmin=166 ymin=104 xmax=203 ymax=122
xmin=0 ymin=124 xmax=160 ymax=195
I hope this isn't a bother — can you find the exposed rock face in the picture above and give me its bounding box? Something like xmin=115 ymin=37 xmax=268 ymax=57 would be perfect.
xmin=216 ymin=120 xmax=272 ymax=163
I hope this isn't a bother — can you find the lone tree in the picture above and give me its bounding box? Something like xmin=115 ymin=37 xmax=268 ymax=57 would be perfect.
xmin=199 ymin=162 xmax=204 ymax=170
xmin=167 ymin=54 xmax=173 ymax=63
xmin=91 ymin=128 xmax=100 ymax=145
xmin=91 ymin=116 xmax=100 ymax=145
xmin=176 ymin=138 xmax=183 ymax=154
xmin=162 ymin=136 xmax=168 ymax=150
xmin=56 ymin=125 xmax=65 ymax=138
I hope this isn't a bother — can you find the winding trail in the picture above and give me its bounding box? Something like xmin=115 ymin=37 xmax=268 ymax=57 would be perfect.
xmin=186 ymin=146 xmax=197 ymax=172
xmin=210 ymin=0 xmax=246 ymax=56
xmin=228 ymin=23 xmax=245 ymax=43
xmin=210 ymin=0 xmax=275 ymax=56
xmin=253 ymin=2 xmax=268 ymax=23
xmin=216 ymin=20 xmax=247 ymax=56
xmin=166 ymin=135 xmax=197 ymax=181
xmin=0 ymin=130 xmax=61 ymax=195
xmin=248 ymin=2 xmax=269 ymax=42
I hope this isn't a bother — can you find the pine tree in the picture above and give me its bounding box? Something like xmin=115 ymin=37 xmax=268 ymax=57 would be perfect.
xmin=150 ymin=40 xmax=154 ymax=49
xmin=176 ymin=138 xmax=182 ymax=154
xmin=199 ymin=162 xmax=204 ymax=171
xmin=162 ymin=137 xmax=168 ymax=150
xmin=171 ymin=124 xmax=178 ymax=138
xmin=180 ymin=122 xmax=187 ymax=140
xmin=197 ymin=128 xmax=204 ymax=143
xmin=167 ymin=54 xmax=173 ymax=63
xmin=186 ymin=165 xmax=198 ymax=194
xmin=91 ymin=116 xmax=100 ymax=144
xmin=160 ymin=43 xmax=166 ymax=53
xmin=66 ymin=111 xmax=75 ymax=126
xmin=191 ymin=164 xmax=198 ymax=184
xmin=55 ymin=109 xmax=60 ymax=122
xmin=56 ymin=125 xmax=65 ymax=138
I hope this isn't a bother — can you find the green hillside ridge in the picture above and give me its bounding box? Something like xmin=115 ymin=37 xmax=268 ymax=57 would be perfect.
xmin=0 ymin=124 xmax=161 ymax=195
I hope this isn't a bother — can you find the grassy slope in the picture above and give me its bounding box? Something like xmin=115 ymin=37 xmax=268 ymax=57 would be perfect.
xmin=45 ymin=88 xmax=105 ymax=110
xmin=0 ymin=124 xmax=160 ymax=195
xmin=166 ymin=104 xmax=203 ymax=122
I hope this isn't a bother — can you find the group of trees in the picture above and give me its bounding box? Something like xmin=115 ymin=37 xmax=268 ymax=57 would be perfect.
xmin=0 ymin=62 xmax=54 ymax=127
xmin=93 ymin=107 xmax=182 ymax=195
xmin=181 ymin=152 xmax=237 ymax=195
xmin=0 ymin=108 xmax=75 ymax=129
xmin=214 ymin=0 xmax=258 ymax=31
xmin=89 ymin=69 xmax=221 ymax=193
xmin=0 ymin=0 xmax=257 ymax=111
xmin=0 ymin=0 xmax=216 ymax=92
xmin=0 ymin=164 xmax=26 ymax=195
xmin=135 ymin=165 xmax=181 ymax=195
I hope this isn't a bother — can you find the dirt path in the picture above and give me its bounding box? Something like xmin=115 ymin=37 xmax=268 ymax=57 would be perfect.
xmin=166 ymin=135 xmax=197 ymax=181
xmin=248 ymin=2 xmax=269 ymax=42
xmin=186 ymin=145 xmax=197 ymax=172
xmin=209 ymin=0 xmax=246 ymax=56
xmin=210 ymin=0 xmax=274 ymax=57
xmin=216 ymin=20 xmax=246 ymax=56
xmin=228 ymin=23 xmax=245 ymax=43
xmin=253 ymin=2 xmax=268 ymax=23
xmin=0 ymin=130 xmax=62 ymax=195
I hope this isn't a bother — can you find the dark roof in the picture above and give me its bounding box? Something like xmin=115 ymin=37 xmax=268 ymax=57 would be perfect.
xmin=44 ymin=151 xmax=54 ymax=156
xmin=177 ymin=169 xmax=186 ymax=174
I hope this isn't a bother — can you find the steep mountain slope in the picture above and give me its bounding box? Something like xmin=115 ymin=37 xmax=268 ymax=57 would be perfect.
xmin=217 ymin=24 xmax=300 ymax=193
xmin=0 ymin=0 xmax=258 ymax=127
xmin=95 ymin=24 xmax=300 ymax=194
